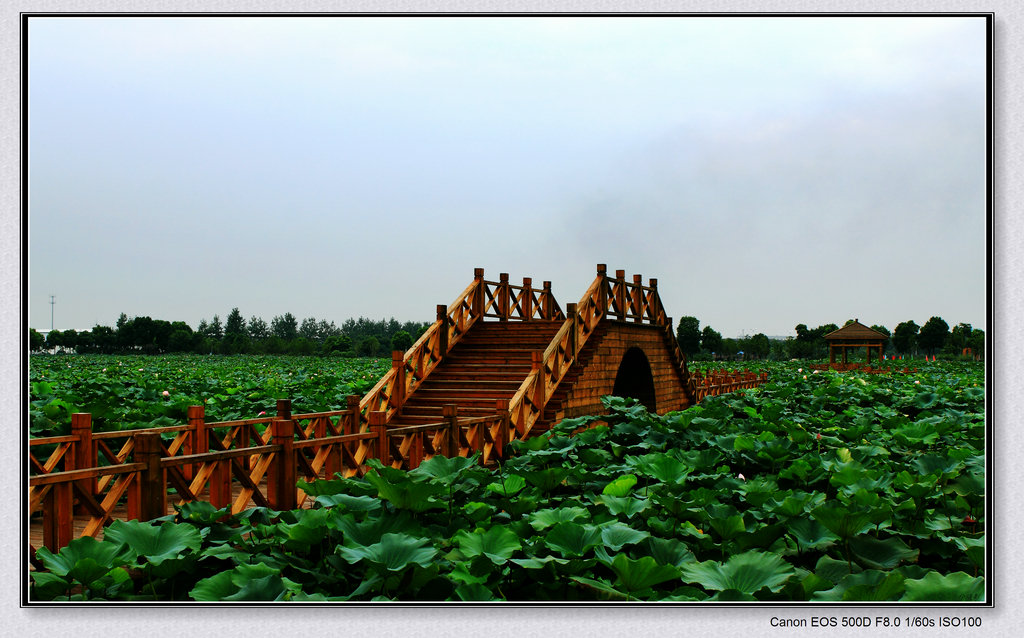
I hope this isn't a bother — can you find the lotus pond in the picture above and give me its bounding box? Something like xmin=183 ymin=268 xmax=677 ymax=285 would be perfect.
xmin=29 ymin=359 xmax=986 ymax=602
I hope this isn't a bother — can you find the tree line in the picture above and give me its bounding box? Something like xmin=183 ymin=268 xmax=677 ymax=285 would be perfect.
xmin=29 ymin=310 xmax=984 ymax=361
xmin=29 ymin=309 xmax=430 ymax=357
xmin=675 ymin=316 xmax=984 ymax=361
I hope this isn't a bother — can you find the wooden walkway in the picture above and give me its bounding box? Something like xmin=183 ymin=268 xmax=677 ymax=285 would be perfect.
xmin=29 ymin=265 xmax=768 ymax=557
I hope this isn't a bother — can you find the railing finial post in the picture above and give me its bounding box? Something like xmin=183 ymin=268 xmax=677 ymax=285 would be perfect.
xmin=136 ymin=432 xmax=166 ymax=522
xmin=542 ymin=281 xmax=553 ymax=320
xmin=71 ymin=413 xmax=95 ymax=509
xmin=436 ymin=304 xmax=449 ymax=357
xmin=444 ymin=404 xmax=459 ymax=458
xmin=270 ymin=419 xmax=297 ymax=511
xmin=499 ymin=272 xmax=510 ymax=321
xmin=276 ymin=399 xmax=292 ymax=421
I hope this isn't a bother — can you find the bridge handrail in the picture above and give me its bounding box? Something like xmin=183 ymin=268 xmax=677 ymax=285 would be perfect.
xmin=506 ymin=264 xmax=697 ymax=438
xmin=356 ymin=268 xmax=564 ymax=429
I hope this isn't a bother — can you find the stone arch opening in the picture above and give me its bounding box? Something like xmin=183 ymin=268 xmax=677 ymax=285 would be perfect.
xmin=612 ymin=346 xmax=657 ymax=412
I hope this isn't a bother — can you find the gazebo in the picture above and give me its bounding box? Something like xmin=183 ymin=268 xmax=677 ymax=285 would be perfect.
xmin=823 ymin=320 xmax=889 ymax=367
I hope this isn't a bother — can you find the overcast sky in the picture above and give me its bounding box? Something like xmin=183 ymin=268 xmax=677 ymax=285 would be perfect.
xmin=27 ymin=15 xmax=988 ymax=338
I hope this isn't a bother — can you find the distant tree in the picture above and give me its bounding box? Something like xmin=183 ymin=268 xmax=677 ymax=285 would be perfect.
xmin=968 ymin=328 xmax=985 ymax=357
xmin=918 ymin=316 xmax=950 ymax=355
xmin=675 ymin=316 xmax=701 ymax=357
xmin=248 ymin=316 xmax=270 ymax=341
xmin=870 ymin=324 xmax=891 ymax=338
xmin=46 ymin=329 xmax=63 ymax=351
xmin=770 ymin=339 xmax=788 ymax=360
xmin=357 ymin=336 xmax=380 ymax=357
xmin=225 ymin=308 xmax=246 ymax=337
xmin=89 ymin=325 xmax=117 ymax=353
xmin=794 ymin=324 xmax=812 ymax=343
xmin=391 ymin=330 xmax=413 ymax=353
xmin=720 ymin=338 xmax=739 ymax=359
xmin=700 ymin=326 xmax=723 ymax=357
xmin=324 ymin=334 xmax=352 ymax=354
xmin=892 ymin=321 xmax=920 ymax=355
xmin=299 ymin=317 xmax=320 ymax=342
xmin=289 ymin=337 xmax=317 ymax=356
xmin=75 ymin=330 xmax=94 ymax=353
xmin=749 ymin=333 xmax=770 ymax=359
xmin=29 ymin=328 xmax=45 ymax=352
xmin=949 ymin=323 xmax=973 ymax=354
xmin=208 ymin=315 xmax=224 ymax=340
xmin=168 ymin=328 xmax=196 ymax=352
xmin=320 ymin=319 xmax=341 ymax=339
xmin=271 ymin=313 xmax=298 ymax=341
xmin=62 ymin=329 xmax=79 ymax=352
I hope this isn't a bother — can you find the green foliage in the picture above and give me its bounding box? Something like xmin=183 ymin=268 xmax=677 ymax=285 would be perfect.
xmin=675 ymin=316 xmax=701 ymax=357
xmin=357 ymin=336 xmax=380 ymax=357
xmin=391 ymin=330 xmax=413 ymax=353
xmin=28 ymin=354 xmax=391 ymax=435
xmin=893 ymin=320 xmax=920 ymax=355
xmin=918 ymin=316 xmax=950 ymax=355
xmin=30 ymin=360 xmax=986 ymax=602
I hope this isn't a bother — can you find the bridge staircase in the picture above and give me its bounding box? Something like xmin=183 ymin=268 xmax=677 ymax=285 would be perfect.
xmin=360 ymin=265 xmax=697 ymax=458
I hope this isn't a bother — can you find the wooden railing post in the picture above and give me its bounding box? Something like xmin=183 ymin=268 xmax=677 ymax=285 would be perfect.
xmin=444 ymin=404 xmax=459 ymax=458
xmin=531 ymin=351 xmax=545 ymax=410
xmin=135 ymin=432 xmax=166 ymax=522
xmin=346 ymin=395 xmax=361 ymax=434
xmin=266 ymin=400 xmax=293 ymax=500
xmin=495 ymin=399 xmax=510 ymax=458
xmin=632 ymin=274 xmax=643 ymax=323
xmin=391 ymin=350 xmax=406 ymax=411
xmin=649 ymin=278 xmax=660 ymax=324
xmin=499 ymin=272 xmax=510 ymax=321
xmin=187 ymin=405 xmax=206 ymax=482
xmin=596 ymin=264 xmax=608 ymax=316
xmin=370 ymin=411 xmax=389 ymax=466
xmin=270 ymin=419 xmax=297 ymax=511
xmin=276 ymin=399 xmax=292 ymax=421
xmin=436 ymin=304 xmax=449 ymax=357
xmin=71 ymin=413 xmax=95 ymax=510
xmin=542 ymin=281 xmax=553 ymax=320
xmin=522 ymin=277 xmax=533 ymax=320
xmin=473 ymin=267 xmax=485 ymax=318
xmin=42 ymin=481 xmax=73 ymax=552
xmin=615 ymin=269 xmax=627 ymax=320
xmin=566 ymin=303 xmax=578 ymax=358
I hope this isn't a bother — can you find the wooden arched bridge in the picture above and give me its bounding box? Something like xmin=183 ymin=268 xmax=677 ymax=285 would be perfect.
xmin=29 ymin=265 xmax=767 ymax=553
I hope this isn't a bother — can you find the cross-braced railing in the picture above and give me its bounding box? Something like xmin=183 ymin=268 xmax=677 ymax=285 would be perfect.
xmin=506 ymin=264 xmax=691 ymax=439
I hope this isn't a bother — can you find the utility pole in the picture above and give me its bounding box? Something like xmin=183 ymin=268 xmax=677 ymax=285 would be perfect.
xmin=50 ymin=295 xmax=55 ymax=330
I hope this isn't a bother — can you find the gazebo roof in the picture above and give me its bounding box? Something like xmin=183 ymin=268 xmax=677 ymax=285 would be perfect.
xmin=824 ymin=320 xmax=889 ymax=342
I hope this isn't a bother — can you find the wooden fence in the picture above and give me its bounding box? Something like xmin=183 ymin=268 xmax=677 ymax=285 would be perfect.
xmin=28 ymin=398 xmax=510 ymax=553
xmin=687 ymin=369 xmax=769 ymax=402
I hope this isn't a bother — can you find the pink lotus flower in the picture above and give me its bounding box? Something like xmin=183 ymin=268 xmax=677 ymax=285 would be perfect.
xmin=258 ymin=411 xmax=266 ymax=416
xmin=737 ymin=473 xmax=746 ymax=481
xmin=162 ymin=391 xmax=169 ymax=397
xmin=816 ymin=433 xmax=822 ymax=440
